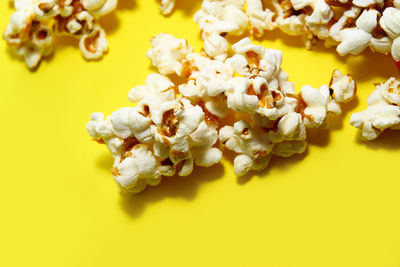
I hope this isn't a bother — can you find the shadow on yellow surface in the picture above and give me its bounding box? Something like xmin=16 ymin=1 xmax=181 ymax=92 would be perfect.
xmin=163 ymin=0 xmax=201 ymax=17
xmin=237 ymin=152 xmax=308 ymax=185
xmin=118 ymin=0 xmax=137 ymax=10
xmin=356 ymin=129 xmax=400 ymax=151
xmin=256 ymin=28 xmax=398 ymax=82
xmin=119 ymin=164 xmax=225 ymax=218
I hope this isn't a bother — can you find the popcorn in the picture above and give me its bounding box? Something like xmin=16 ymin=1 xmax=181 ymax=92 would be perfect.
xmin=219 ymin=39 xmax=355 ymax=176
xmin=88 ymin=34 xmax=356 ymax=189
xmin=146 ymin=33 xmax=194 ymax=76
xmin=159 ymin=0 xmax=176 ymax=16
xmin=194 ymin=0 xmax=262 ymax=59
xmin=351 ymin=78 xmax=400 ymax=141
xmin=220 ymin=120 xmax=273 ymax=176
xmin=4 ymin=0 xmax=118 ymax=68
xmin=79 ymin=25 xmax=108 ymax=60
xmin=192 ymin=0 xmax=400 ymax=61
xmin=87 ymin=66 xmax=223 ymax=192
xmin=81 ymin=0 xmax=117 ymax=16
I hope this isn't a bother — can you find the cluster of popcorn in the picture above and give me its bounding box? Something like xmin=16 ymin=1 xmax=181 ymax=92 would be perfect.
xmin=87 ymin=33 xmax=356 ymax=193
xmin=194 ymin=0 xmax=400 ymax=61
xmin=351 ymin=77 xmax=400 ymax=140
xmin=4 ymin=0 xmax=117 ymax=68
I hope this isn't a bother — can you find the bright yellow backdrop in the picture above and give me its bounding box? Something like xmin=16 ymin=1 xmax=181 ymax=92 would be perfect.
xmin=1 ymin=1 xmax=400 ymax=266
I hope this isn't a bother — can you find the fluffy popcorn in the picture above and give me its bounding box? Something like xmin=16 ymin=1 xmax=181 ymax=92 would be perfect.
xmin=351 ymin=78 xmax=400 ymax=141
xmin=220 ymin=120 xmax=273 ymax=176
xmin=79 ymin=25 xmax=108 ymax=60
xmin=193 ymin=0 xmax=400 ymax=61
xmin=4 ymin=0 xmax=117 ymax=68
xmin=146 ymin=33 xmax=194 ymax=76
xmin=299 ymin=71 xmax=356 ymax=129
xmin=246 ymin=0 xmax=276 ymax=37
xmin=88 ymin=34 xmax=357 ymax=189
xmin=81 ymin=0 xmax=117 ymax=16
xmin=159 ymin=0 xmax=176 ymax=15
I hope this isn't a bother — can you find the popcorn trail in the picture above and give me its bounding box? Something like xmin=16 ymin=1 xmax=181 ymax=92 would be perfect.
xmin=194 ymin=0 xmax=400 ymax=62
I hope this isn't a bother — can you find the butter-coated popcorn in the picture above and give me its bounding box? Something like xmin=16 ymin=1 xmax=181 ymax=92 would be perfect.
xmin=88 ymin=34 xmax=356 ymax=189
xmin=5 ymin=0 xmax=117 ymax=68
xmin=351 ymin=78 xmax=400 ymax=141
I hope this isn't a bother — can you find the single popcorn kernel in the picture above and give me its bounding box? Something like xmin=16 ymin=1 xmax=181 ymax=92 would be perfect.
xmin=351 ymin=77 xmax=400 ymax=141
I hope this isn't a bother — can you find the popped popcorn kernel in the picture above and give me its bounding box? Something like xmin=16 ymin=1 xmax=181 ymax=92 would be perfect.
xmin=351 ymin=78 xmax=400 ymax=141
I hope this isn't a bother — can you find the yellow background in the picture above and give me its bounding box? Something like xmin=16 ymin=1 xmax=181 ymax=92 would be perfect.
xmin=1 ymin=1 xmax=400 ymax=266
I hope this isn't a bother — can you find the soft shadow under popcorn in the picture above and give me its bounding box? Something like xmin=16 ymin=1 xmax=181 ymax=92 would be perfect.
xmin=327 ymin=97 xmax=360 ymax=131
xmin=345 ymin=50 xmax=399 ymax=83
xmin=254 ymin=29 xmax=306 ymax=50
xmin=117 ymin=0 xmax=137 ymax=11
xmin=98 ymin=12 xmax=120 ymax=35
xmin=96 ymin=153 xmax=115 ymax=174
xmin=119 ymin=164 xmax=225 ymax=218
xmin=237 ymin=151 xmax=308 ymax=185
xmin=356 ymin=129 xmax=400 ymax=151
xmin=161 ymin=0 xmax=201 ymax=17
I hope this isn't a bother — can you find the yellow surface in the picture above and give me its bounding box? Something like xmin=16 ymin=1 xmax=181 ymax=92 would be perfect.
xmin=1 ymin=1 xmax=400 ymax=266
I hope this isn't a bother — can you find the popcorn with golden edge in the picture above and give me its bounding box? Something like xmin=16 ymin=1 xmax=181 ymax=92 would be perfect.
xmin=351 ymin=78 xmax=400 ymax=140
xmin=4 ymin=0 xmax=116 ymax=68
xmin=87 ymin=34 xmax=356 ymax=192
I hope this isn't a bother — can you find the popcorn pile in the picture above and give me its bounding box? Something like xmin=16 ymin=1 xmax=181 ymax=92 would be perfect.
xmin=87 ymin=34 xmax=356 ymax=193
xmin=4 ymin=0 xmax=117 ymax=68
xmin=351 ymin=77 xmax=400 ymax=140
xmin=194 ymin=0 xmax=400 ymax=62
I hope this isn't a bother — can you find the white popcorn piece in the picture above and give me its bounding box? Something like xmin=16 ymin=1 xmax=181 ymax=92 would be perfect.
xmin=5 ymin=0 xmax=118 ymax=68
xmin=79 ymin=25 xmax=108 ymax=60
xmin=159 ymin=0 xmax=176 ymax=15
xmin=88 ymin=35 xmax=356 ymax=190
xmin=112 ymin=144 xmax=161 ymax=193
xmin=81 ymin=0 xmax=117 ymax=17
xmin=299 ymin=69 xmax=356 ymax=128
xmin=220 ymin=120 xmax=273 ymax=176
xmin=329 ymin=69 xmax=357 ymax=103
xmin=246 ymin=0 xmax=276 ymax=37
xmin=351 ymin=78 xmax=400 ymax=141
xmin=146 ymin=33 xmax=194 ymax=76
